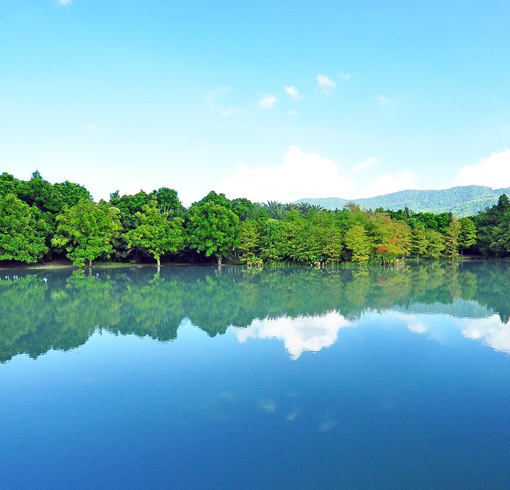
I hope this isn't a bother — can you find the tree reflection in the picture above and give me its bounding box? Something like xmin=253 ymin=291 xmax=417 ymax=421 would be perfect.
xmin=1 ymin=261 xmax=509 ymax=362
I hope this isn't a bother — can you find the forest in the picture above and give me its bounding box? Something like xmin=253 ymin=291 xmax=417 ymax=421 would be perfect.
xmin=1 ymin=171 xmax=509 ymax=267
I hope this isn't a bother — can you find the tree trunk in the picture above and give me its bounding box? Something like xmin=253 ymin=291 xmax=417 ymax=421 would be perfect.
xmin=218 ymin=257 xmax=223 ymax=266
xmin=157 ymin=257 xmax=161 ymax=273
xmin=88 ymin=259 xmax=92 ymax=268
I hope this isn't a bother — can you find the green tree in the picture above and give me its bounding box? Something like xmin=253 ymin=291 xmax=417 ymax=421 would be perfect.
xmin=345 ymin=224 xmax=371 ymax=264
xmin=458 ymin=217 xmax=477 ymax=253
xmin=126 ymin=203 xmax=184 ymax=267
xmin=238 ymin=220 xmax=261 ymax=265
xmin=445 ymin=219 xmax=461 ymax=258
xmin=411 ymin=225 xmax=428 ymax=258
xmin=52 ymin=201 xmax=122 ymax=266
xmin=152 ymin=187 xmax=185 ymax=217
xmin=260 ymin=219 xmax=287 ymax=263
xmin=0 ymin=194 xmax=49 ymax=263
xmin=425 ymin=229 xmax=446 ymax=258
xmin=124 ymin=201 xmax=185 ymax=268
xmin=109 ymin=190 xmax=152 ymax=230
xmin=186 ymin=200 xmax=240 ymax=265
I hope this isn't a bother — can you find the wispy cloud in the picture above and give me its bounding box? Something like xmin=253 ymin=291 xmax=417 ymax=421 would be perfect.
xmin=205 ymin=86 xmax=231 ymax=103
xmin=219 ymin=108 xmax=235 ymax=117
xmin=205 ymin=86 xmax=235 ymax=116
xmin=288 ymin=109 xmax=298 ymax=117
xmin=316 ymin=75 xmax=337 ymax=95
xmin=339 ymin=73 xmax=351 ymax=80
xmin=57 ymin=0 xmax=73 ymax=5
xmin=284 ymin=86 xmax=303 ymax=101
xmin=377 ymin=95 xmax=390 ymax=106
xmin=353 ymin=157 xmax=380 ymax=173
xmin=258 ymin=95 xmax=277 ymax=110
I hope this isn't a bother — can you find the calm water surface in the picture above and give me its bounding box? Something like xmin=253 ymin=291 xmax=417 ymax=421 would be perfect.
xmin=1 ymin=262 xmax=510 ymax=489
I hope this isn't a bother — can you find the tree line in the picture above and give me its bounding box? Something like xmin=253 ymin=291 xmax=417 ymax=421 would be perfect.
xmin=1 ymin=171 xmax=509 ymax=267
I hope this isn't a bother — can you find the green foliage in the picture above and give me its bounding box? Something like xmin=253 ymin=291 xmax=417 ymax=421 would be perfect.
xmin=186 ymin=199 xmax=240 ymax=263
xmin=109 ymin=190 xmax=152 ymax=230
xmin=260 ymin=219 xmax=287 ymax=263
xmin=445 ymin=219 xmax=461 ymax=258
xmin=425 ymin=230 xmax=446 ymax=258
xmin=474 ymin=194 xmax=510 ymax=257
xmin=345 ymin=224 xmax=372 ymax=264
xmin=124 ymin=201 xmax=185 ymax=265
xmin=238 ymin=220 xmax=261 ymax=263
xmin=0 ymin=194 xmax=49 ymax=263
xmin=411 ymin=225 xmax=428 ymax=258
xmin=459 ymin=217 xmax=477 ymax=252
xmin=52 ymin=201 xmax=122 ymax=266
xmin=152 ymin=187 xmax=185 ymax=218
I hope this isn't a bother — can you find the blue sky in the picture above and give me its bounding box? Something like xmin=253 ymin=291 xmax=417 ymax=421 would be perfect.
xmin=1 ymin=0 xmax=509 ymax=205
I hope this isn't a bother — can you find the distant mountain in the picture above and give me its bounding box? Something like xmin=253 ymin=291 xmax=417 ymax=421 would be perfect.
xmin=296 ymin=185 xmax=510 ymax=217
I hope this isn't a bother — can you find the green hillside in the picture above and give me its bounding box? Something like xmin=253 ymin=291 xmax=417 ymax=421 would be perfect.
xmin=296 ymin=185 xmax=510 ymax=217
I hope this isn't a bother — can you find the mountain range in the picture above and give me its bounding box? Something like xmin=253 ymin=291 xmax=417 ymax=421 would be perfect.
xmin=296 ymin=185 xmax=510 ymax=217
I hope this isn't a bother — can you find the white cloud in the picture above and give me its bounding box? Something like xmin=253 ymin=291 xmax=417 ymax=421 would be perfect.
xmin=219 ymin=107 xmax=235 ymax=117
xmin=205 ymin=87 xmax=235 ymax=116
xmin=316 ymin=75 xmax=337 ymax=95
xmin=284 ymin=86 xmax=303 ymax=101
xmin=205 ymin=86 xmax=231 ymax=103
xmin=57 ymin=0 xmax=72 ymax=5
xmin=233 ymin=312 xmax=353 ymax=360
xmin=455 ymin=315 xmax=510 ymax=354
xmin=258 ymin=399 xmax=277 ymax=413
xmin=288 ymin=109 xmax=298 ymax=117
xmin=218 ymin=146 xmax=353 ymax=203
xmin=377 ymin=95 xmax=390 ymax=106
xmin=353 ymin=157 xmax=380 ymax=173
xmin=454 ymin=149 xmax=510 ymax=189
xmin=360 ymin=170 xmax=421 ymax=197
xmin=257 ymin=95 xmax=277 ymax=110
xmin=339 ymin=73 xmax=351 ymax=80
xmin=318 ymin=412 xmax=338 ymax=433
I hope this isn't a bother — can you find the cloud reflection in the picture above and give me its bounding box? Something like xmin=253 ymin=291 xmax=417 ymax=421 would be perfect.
xmin=233 ymin=312 xmax=353 ymax=360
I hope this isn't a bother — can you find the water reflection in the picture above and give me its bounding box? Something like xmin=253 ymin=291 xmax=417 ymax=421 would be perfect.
xmin=1 ymin=261 xmax=510 ymax=362
xmin=234 ymin=312 xmax=352 ymax=359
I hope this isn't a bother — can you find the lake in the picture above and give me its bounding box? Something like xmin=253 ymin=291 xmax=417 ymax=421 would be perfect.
xmin=1 ymin=262 xmax=510 ymax=489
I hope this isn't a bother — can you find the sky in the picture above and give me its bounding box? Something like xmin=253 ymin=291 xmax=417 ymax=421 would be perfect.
xmin=1 ymin=0 xmax=509 ymax=205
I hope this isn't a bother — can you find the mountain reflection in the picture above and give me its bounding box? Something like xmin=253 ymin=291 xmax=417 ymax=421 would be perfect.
xmin=1 ymin=261 xmax=509 ymax=362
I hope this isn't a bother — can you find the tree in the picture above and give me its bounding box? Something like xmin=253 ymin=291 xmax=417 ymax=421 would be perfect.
xmin=260 ymin=219 xmax=287 ymax=263
xmin=344 ymin=224 xmax=371 ymax=264
xmin=238 ymin=220 xmax=261 ymax=265
xmin=186 ymin=200 xmax=240 ymax=265
xmin=425 ymin=230 xmax=446 ymax=258
xmin=0 ymin=194 xmax=49 ymax=263
xmin=458 ymin=217 xmax=477 ymax=253
xmin=124 ymin=201 xmax=185 ymax=268
xmin=52 ymin=201 xmax=121 ymax=266
xmin=152 ymin=187 xmax=185 ymax=217
xmin=445 ymin=219 xmax=461 ymax=258
xmin=411 ymin=225 xmax=428 ymax=258
xmin=370 ymin=213 xmax=411 ymax=264
xmin=109 ymin=190 xmax=152 ymax=230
